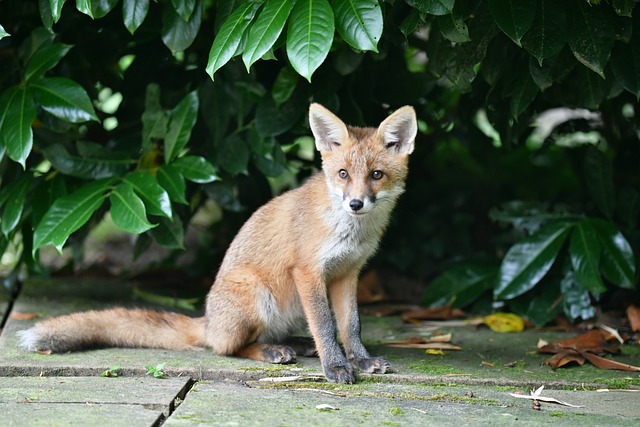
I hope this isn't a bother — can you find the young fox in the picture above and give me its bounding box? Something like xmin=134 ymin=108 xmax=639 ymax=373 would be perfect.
xmin=18 ymin=103 xmax=418 ymax=384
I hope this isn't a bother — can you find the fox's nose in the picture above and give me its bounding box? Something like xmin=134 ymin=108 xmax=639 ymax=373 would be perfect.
xmin=349 ymin=199 xmax=364 ymax=211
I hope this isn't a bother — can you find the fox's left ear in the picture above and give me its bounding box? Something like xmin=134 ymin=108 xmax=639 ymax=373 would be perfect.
xmin=377 ymin=106 xmax=417 ymax=155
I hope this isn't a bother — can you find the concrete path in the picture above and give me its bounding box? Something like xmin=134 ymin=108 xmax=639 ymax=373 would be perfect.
xmin=1 ymin=277 xmax=639 ymax=426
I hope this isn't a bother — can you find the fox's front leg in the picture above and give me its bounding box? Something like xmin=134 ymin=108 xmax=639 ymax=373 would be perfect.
xmin=294 ymin=269 xmax=355 ymax=384
xmin=330 ymin=273 xmax=391 ymax=375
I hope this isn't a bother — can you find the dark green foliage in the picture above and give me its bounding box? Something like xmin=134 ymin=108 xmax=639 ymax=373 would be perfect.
xmin=0 ymin=1 xmax=638 ymax=323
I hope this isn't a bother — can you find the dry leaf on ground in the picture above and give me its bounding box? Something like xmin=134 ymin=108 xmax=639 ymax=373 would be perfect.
xmin=627 ymin=305 xmax=640 ymax=332
xmin=10 ymin=312 xmax=40 ymax=320
xmin=537 ymin=328 xmax=640 ymax=372
xmin=401 ymin=305 xmax=465 ymax=323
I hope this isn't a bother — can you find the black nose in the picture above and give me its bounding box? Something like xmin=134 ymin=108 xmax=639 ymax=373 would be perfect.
xmin=349 ymin=199 xmax=364 ymax=211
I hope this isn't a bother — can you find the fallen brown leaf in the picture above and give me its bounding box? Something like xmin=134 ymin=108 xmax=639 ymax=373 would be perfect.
xmin=388 ymin=342 xmax=462 ymax=350
xmin=627 ymin=305 xmax=640 ymax=332
xmin=10 ymin=312 xmax=40 ymax=320
xmin=581 ymin=352 xmax=640 ymax=372
xmin=544 ymin=349 xmax=586 ymax=369
xmin=537 ymin=329 xmax=614 ymax=354
xmin=401 ymin=305 xmax=465 ymax=322
xmin=357 ymin=270 xmax=387 ymax=304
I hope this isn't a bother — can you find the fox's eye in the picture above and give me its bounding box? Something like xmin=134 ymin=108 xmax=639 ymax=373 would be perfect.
xmin=371 ymin=170 xmax=384 ymax=180
xmin=338 ymin=169 xmax=349 ymax=179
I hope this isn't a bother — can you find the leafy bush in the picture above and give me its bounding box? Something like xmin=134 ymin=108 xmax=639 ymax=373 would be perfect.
xmin=0 ymin=0 xmax=638 ymax=323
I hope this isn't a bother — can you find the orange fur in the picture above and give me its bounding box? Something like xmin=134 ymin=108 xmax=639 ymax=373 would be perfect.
xmin=18 ymin=104 xmax=417 ymax=383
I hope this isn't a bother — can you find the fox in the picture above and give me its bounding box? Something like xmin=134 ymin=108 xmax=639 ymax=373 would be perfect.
xmin=18 ymin=103 xmax=418 ymax=384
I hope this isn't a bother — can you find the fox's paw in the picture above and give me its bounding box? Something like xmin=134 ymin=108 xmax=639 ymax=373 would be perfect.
xmin=262 ymin=345 xmax=297 ymax=364
xmin=352 ymin=356 xmax=391 ymax=374
xmin=324 ymin=363 xmax=356 ymax=384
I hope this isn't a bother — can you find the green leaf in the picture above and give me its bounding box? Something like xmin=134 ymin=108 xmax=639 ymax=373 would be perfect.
xmin=30 ymin=77 xmax=99 ymax=123
xmin=569 ymin=221 xmax=605 ymax=293
xmin=405 ymin=0 xmax=454 ymax=16
xmin=242 ymin=0 xmax=295 ymax=72
xmin=400 ymin=9 xmax=423 ymax=38
xmin=171 ymin=0 xmax=196 ymax=21
xmin=589 ymin=218 xmax=636 ymax=289
xmin=495 ymin=222 xmax=573 ymax=300
xmin=0 ymin=24 xmax=10 ymax=40
xmin=42 ymin=142 xmax=132 ymax=179
xmin=24 ymin=43 xmax=72 ymax=82
xmin=1 ymin=173 xmax=33 ymax=236
xmin=39 ymin=0 xmax=54 ymax=30
xmin=157 ymin=165 xmax=187 ymax=204
xmin=612 ymin=0 xmax=635 ymax=17
xmin=109 ymin=182 xmax=156 ymax=234
xmin=583 ymin=147 xmax=614 ymax=219
xmin=561 ymin=270 xmax=596 ymax=322
xmin=521 ymin=0 xmax=567 ymax=65
xmin=216 ymin=134 xmax=250 ymax=175
xmin=161 ymin=0 xmax=202 ymax=52
xmin=33 ymin=178 xmax=116 ymax=253
xmin=123 ymin=171 xmax=172 ymax=218
xmin=333 ymin=0 xmax=383 ymax=52
xmin=249 ymin=135 xmax=288 ymax=177
xmin=164 ymin=91 xmax=199 ymax=162
xmin=488 ymin=0 xmax=536 ymax=47
xmin=437 ymin=14 xmax=470 ymax=43
xmin=32 ymin=173 xmax=67 ymax=228
xmin=286 ymin=0 xmax=334 ymax=82
xmin=568 ymin=0 xmax=615 ymax=78
xmin=50 ymin=0 xmax=68 ymax=23
xmin=172 ymin=155 xmax=219 ymax=183
xmin=255 ymin=93 xmax=307 ymax=137
xmin=123 ymin=0 xmax=150 ymax=34
xmin=148 ymin=215 xmax=184 ymax=249
xmin=421 ymin=261 xmax=497 ymax=308
xmin=76 ymin=0 xmax=118 ymax=19
xmin=508 ymin=71 xmax=538 ymax=119
xmin=272 ymin=66 xmax=299 ymax=107
xmin=611 ymin=31 xmax=640 ymax=99
xmin=1 ymin=86 xmax=37 ymax=167
xmin=205 ymin=2 xmax=262 ymax=80
xmin=141 ymin=84 xmax=168 ymax=147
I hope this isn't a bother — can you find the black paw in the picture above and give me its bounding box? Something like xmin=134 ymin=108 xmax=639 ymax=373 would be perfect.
xmin=324 ymin=364 xmax=356 ymax=384
xmin=262 ymin=345 xmax=297 ymax=364
xmin=352 ymin=356 xmax=391 ymax=374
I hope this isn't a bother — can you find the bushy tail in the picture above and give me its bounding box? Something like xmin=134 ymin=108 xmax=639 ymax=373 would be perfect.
xmin=17 ymin=308 xmax=206 ymax=353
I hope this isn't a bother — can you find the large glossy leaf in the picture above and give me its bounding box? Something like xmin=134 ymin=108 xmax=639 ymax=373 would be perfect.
xmin=561 ymin=270 xmax=596 ymax=321
xmin=272 ymin=66 xmax=299 ymax=107
xmin=172 ymin=155 xmax=219 ymax=183
xmin=123 ymin=171 xmax=172 ymax=218
xmin=495 ymin=222 xmax=573 ymax=300
xmin=206 ymin=2 xmax=261 ymax=80
xmin=589 ymin=218 xmax=636 ymax=289
xmin=171 ymin=0 xmax=196 ymax=21
xmin=43 ymin=141 xmax=132 ymax=179
xmin=157 ymin=164 xmax=187 ymax=204
xmin=1 ymin=173 xmax=32 ymax=236
xmin=422 ymin=261 xmax=498 ymax=308
xmin=109 ymin=181 xmax=156 ymax=234
xmin=76 ymin=0 xmax=119 ymax=19
xmin=507 ymin=71 xmax=538 ymax=119
xmin=286 ymin=0 xmax=334 ymax=82
xmin=24 ymin=43 xmax=72 ymax=82
xmin=123 ymin=0 xmax=149 ymax=34
xmin=0 ymin=25 xmax=9 ymax=40
xmin=49 ymin=0 xmax=68 ymax=23
xmin=242 ymin=0 xmax=295 ymax=72
xmin=488 ymin=0 xmax=535 ymax=47
xmin=569 ymin=221 xmax=605 ymax=293
xmin=255 ymin=92 xmax=307 ymax=137
xmin=333 ymin=0 xmax=383 ymax=52
xmin=437 ymin=14 xmax=470 ymax=43
xmin=31 ymin=173 xmax=67 ymax=228
xmin=1 ymin=86 xmax=37 ymax=167
xmin=610 ymin=30 xmax=640 ymax=99
xmin=583 ymin=147 xmax=614 ymax=219
xmin=161 ymin=0 xmax=202 ymax=52
xmin=33 ymin=178 xmax=116 ymax=253
xmin=521 ymin=0 xmax=567 ymax=65
xmin=164 ymin=91 xmax=199 ymax=162
xmin=30 ymin=77 xmax=99 ymax=123
xmin=568 ymin=0 xmax=615 ymax=78
xmin=405 ymin=0 xmax=454 ymax=16
xmin=148 ymin=215 xmax=184 ymax=249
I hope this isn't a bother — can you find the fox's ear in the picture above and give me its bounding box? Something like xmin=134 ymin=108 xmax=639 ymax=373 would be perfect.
xmin=309 ymin=103 xmax=349 ymax=152
xmin=377 ymin=106 xmax=417 ymax=154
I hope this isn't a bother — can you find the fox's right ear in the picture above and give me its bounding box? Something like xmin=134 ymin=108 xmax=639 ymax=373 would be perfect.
xmin=309 ymin=103 xmax=349 ymax=152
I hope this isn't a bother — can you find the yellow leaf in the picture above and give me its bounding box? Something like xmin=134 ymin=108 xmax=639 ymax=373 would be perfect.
xmin=483 ymin=312 xmax=525 ymax=333
xmin=425 ymin=349 xmax=446 ymax=355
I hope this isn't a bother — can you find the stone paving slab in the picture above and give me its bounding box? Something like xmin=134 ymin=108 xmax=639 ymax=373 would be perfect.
xmin=163 ymin=379 xmax=640 ymax=427
xmin=0 ymin=376 xmax=192 ymax=427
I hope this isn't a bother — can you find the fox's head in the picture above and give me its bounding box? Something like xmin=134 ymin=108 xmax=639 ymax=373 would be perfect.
xmin=309 ymin=103 xmax=417 ymax=217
